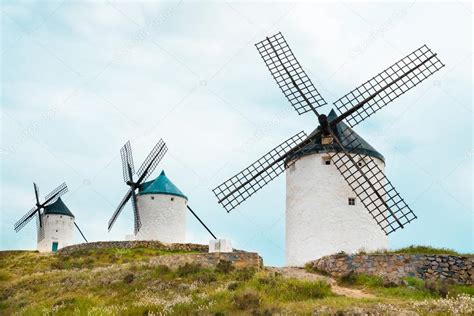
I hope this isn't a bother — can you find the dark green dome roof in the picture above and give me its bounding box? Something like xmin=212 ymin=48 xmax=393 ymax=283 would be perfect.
xmin=287 ymin=109 xmax=384 ymax=163
xmin=138 ymin=170 xmax=188 ymax=200
xmin=43 ymin=197 xmax=74 ymax=217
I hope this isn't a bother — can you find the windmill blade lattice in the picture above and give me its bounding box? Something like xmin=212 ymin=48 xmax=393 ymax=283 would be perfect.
xmin=108 ymin=188 xmax=133 ymax=231
xmin=14 ymin=206 xmax=38 ymax=232
xmin=131 ymin=190 xmax=141 ymax=234
xmin=44 ymin=182 xmax=68 ymax=205
xmin=255 ymin=32 xmax=327 ymax=115
xmin=334 ymin=45 xmax=444 ymax=128
xmin=33 ymin=182 xmax=40 ymax=204
xmin=213 ymin=131 xmax=307 ymax=212
xmin=120 ymin=141 xmax=135 ymax=183
xmin=137 ymin=139 xmax=168 ymax=182
xmin=36 ymin=214 xmax=45 ymax=241
xmin=330 ymin=126 xmax=417 ymax=234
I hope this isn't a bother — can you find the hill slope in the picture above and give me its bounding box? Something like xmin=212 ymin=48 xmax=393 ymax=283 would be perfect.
xmin=1 ymin=248 xmax=473 ymax=315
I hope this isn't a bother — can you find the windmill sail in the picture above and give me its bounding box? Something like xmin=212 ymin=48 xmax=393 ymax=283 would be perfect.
xmin=256 ymin=32 xmax=327 ymax=115
xmin=333 ymin=45 xmax=444 ymax=128
xmin=329 ymin=125 xmax=417 ymax=234
xmin=213 ymin=131 xmax=307 ymax=212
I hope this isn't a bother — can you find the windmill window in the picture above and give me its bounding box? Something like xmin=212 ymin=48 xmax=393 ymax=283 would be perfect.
xmin=60 ymin=216 xmax=62 ymax=218
xmin=171 ymin=197 xmax=174 ymax=201
xmin=322 ymin=157 xmax=331 ymax=165
xmin=55 ymin=230 xmax=58 ymax=232
xmin=151 ymin=196 xmax=154 ymax=200
xmin=348 ymin=198 xmax=356 ymax=206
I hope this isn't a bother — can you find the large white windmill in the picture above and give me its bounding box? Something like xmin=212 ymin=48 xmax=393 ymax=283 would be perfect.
xmin=213 ymin=32 xmax=444 ymax=266
xmin=14 ymin=182 xmax=88 ymax=252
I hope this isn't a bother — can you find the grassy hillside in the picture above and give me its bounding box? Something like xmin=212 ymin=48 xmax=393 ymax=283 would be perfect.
xmin=1 ymin=248 xmax=473 ymax=315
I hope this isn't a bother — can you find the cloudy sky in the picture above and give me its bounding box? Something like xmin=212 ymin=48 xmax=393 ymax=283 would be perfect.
xmin=1 ymin=0 xmax=472 ymax=266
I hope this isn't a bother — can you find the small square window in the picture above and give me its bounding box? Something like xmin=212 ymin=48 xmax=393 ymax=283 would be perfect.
xmin=151 ymin=196 xmax=154 ymax=200
xmin=322 ymin=157 xmax=331 ymax=165
xmin=171 ymin=197 xmax=174 ymax=201
xmin=348 ymin=198 xmax=356 ymax=206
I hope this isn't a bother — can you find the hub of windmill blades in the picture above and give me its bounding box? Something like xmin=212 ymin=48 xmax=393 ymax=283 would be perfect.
xmin=213 ymin=32 xmax=444 ymax=236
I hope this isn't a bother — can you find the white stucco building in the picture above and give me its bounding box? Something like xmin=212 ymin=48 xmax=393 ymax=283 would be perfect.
xmin=285 ymin=110 xmax=388 ymax=266
xmin=135 ymin=170 xmax=187 ymax=242
xmin=37 ymin=197 xmax=75 ymax=252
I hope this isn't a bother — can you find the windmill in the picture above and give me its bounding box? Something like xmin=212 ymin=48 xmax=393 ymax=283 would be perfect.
xmin=213 ymin=32 xmax=444 ymax=265
xmin=108 ymin=139 xmax=217 ymax=242
xmin=14 ymin=182 xmax=88 ymax=252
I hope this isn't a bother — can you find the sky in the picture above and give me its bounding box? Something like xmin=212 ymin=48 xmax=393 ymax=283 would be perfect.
xmin=1 ymin=0 xmax=472 ymax=266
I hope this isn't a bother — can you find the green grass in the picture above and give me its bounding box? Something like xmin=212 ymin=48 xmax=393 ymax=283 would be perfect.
xmin=368 ymin=245 xmax=471 ymax=256
xmin=1 ymin=249 xmax=473 ymax=315
xmin=337 ymin=273 xmax=473 ymax=301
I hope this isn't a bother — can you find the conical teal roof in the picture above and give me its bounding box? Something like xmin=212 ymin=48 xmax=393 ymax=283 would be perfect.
xmin=43 ymin=197 xmax=74 ymax=217
xmin=138 ymin=170 xmax=188 ymax=200
xmin=286 ymin=109 xmax=384 ymax=162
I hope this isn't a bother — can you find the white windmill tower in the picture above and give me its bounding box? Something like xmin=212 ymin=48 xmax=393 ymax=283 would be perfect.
xmin=14 ymin=182 xmax=88 ymax=252
xmin=213 ymin=32 xmax=444 ymax=266
xmin=108 ymin=140 xmax=217 ymax=243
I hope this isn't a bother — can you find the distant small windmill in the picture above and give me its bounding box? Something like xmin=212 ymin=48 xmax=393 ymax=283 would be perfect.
xmin=108 ymin=139 xmax=216 ymax=242
xmin=14 ymin=182 xmax=88 ymax=252
xmin=213 ymin=32 xmax=444 ymax=265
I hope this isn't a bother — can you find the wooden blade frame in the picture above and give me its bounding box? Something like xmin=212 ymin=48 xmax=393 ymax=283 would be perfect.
xmin=120 ymin=141 xmax=135 ymax=183
xmin=213 ymin=131 xmax=307 ymax=212
xmin=333 ymin=45 xmax=444 ymax=128
xmin=329 ymin=126 xmax=417 ymax=235
xmin=136 ymin=139 xmax=167 ymax=184
xmin=255 ymin=32 xmax=327 ymax=115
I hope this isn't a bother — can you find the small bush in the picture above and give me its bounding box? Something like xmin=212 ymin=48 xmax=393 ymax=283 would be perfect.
xmin=339 ymin=271 xmax=384 ymax=287
xmin=235 ymin=268 xmax=256 ymax=281
xmin=280 ymin=279 xmax=332 ymax=301
xmin=177 ymin=263 xmax=202 ymax=277
xmin=215 ymin=260 xmax=234 ymax=274
xmin=233 ymin=289 xmax=260 ymax=310
xmin=193 ymin=270 xmax=217 ymax=284
xmin=227 ymin=281 xmax=240 ymax=291
xmin=123 ymin=273 xmax=135 ymax=284
xmin=425 ymin=279 xmax=449 ymax=298
xmin=50 ymin=260 xmax=65 ymax=270
xmin=155 ymin=265 xmax=171 ymax=275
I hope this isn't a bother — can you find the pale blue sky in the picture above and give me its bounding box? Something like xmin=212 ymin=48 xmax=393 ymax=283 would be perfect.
xmin=1 ymin=1 xmax=472 ymax=266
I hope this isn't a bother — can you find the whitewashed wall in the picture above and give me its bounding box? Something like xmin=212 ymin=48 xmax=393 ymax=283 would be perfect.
xmin=37 ymin=214 xmax=75 ymax=252
xmin=135 ymin=193 xmax=186 ymax=243
xmin=285 ymin=152 xmax=388 ymax=266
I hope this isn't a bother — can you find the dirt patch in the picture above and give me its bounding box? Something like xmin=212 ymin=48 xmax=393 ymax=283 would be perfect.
xmin=267 ymin=267 xmax=375 ymax=299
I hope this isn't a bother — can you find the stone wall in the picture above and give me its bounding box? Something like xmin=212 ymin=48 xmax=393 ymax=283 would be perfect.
xmin=58 ymin=240 xmax=209 ymax=255
xmin=58 ymin=241 xmax=263 ymax=269
xmin=147 ymin=252 xmax=263 ymax=269
xmin=308 ymin=253 xmax=473 ymax=285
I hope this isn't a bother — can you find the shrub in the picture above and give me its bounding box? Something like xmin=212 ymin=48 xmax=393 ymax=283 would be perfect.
xmin=233 ymin=289 xmax=260 ymax=310
xmin=155 ymin=265 xmax=171 ymax=275
xmin=280 ymin=279 xmax=332 ymax=301
xmin=227 ymin=281 xmax=240 ymax=291
xmin=235 ymin=268 xmax=256 ymax=281
xmin=50 ymin=260 xmax=65 ymax=270
xmin=193 ymin=270 xmax=217 ymax=284
xmin=339 ymin=271 xmax=384 ymax=287
xmin=123 ymin=273 xmax=135 ymax=284
xmin=215 ymin=260 xmax=234 ymax=274
xmin=425 ymin=279 xmax=449 ymax=298
xmin=177 ymin=263 xmax=202 ymax=277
